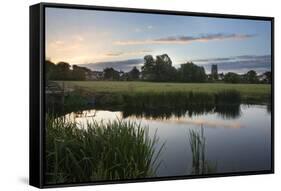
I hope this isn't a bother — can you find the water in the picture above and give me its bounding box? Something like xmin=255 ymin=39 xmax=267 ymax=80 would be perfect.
xmin=64 ymin=104 xmax=271 ymax=176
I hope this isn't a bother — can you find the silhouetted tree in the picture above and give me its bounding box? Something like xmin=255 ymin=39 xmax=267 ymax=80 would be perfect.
xmin=154 ymin=54 xmax=177 ymax=82
xmin=245 ymin=70 xmax=258 ymax=83
xmin=128 ymin=66 xmax=140 ymax=80
xmin=141 ymin=54 xmax=177 ymax=81
xmin=141 ymin=55 xmax=156 ymax=81
xmin=224 ymin=72 xmax=240 ymax=83
xmin=263 ymin=71 xmax=271 ymax=83
xmin=178 ymin=62 xmax=206 ymax=82
xmin=46 ymin=60 xmax=56 ymax=81
xmin=56 ymin=62 xmax=71 ymax=80
xmin=72 ymin=65 xmax=90 ymax=80
xmin=103 ymin=67 xmax=120 ymax=80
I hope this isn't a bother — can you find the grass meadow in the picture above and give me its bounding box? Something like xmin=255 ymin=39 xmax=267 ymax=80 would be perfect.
xmin=57 ymin=81 xmax=271 ymax=104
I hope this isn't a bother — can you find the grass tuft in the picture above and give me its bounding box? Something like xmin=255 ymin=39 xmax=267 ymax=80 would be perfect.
xmin=46 ymin=115 xmax=163 ymax=184
xmin=189 ymin=126 xmax=217 ymax=174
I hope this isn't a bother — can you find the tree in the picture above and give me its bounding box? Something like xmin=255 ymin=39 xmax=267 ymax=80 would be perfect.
xmin=45 ymin=60 xmax=56 ymax=80
xmin=72 ymin=65 xmax=90 ymax=80
xmin=178 ymin=62 xmax=207 ymax=82
xmin=128 ymin=66 xmax=140 ymax=80
xmin=263 ymin=71 xmax=271 ymax=83
xmin=224 ymin=72 xmax=240 ymax=83
xmin=56 ymin=62 xmax=71 ymax=80
xmin=141 ymin=54 xmax=177 ymax=82
xmin=154 ymin=54 xmax=177 ymax=82
xmin=141 ymin=55 xmax=156 ymax=81
xmin=103 ymin=67 xmax=120 ymax=80
xmin=245 ymin=70 xmax=258 ymax=83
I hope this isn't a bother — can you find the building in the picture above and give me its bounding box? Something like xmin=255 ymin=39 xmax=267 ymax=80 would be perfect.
xmin=85 ymin=71 xmax=104 ymax=80
xmin=211 ymin=64 xmax=218 ymax=80
xmin=218 ymin=73 xmax=224 ymax=80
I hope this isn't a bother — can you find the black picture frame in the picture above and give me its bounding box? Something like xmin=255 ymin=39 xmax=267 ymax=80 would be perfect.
xmin=30 ymin=2 xmax=274 ymax=188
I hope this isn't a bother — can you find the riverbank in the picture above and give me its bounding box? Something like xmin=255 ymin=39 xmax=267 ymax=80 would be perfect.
xmin=55 ymin=81 xmax=271 ymax=104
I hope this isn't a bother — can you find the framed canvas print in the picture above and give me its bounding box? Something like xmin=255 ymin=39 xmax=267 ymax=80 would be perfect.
xmin=29 ymin=3 xmax=274 ymax=188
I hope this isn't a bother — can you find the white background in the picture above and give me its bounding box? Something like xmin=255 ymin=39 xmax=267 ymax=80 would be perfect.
xmin=0 ymin=0 xmax=279 ymax=190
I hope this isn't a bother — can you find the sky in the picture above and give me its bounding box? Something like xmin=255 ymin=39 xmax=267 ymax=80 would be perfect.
xmin=46 ymin=7 xmax=272 ymax=74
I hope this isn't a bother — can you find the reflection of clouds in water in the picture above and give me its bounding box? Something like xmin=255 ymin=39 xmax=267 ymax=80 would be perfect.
xmin=65 ymin=109 xmax=242 ymax=129
xmin=128 ymin=115 xmax=242 ymax=129
xmin=64 ymin=110 xmax=122 ymax=128
xmin=176 ymin=118 xmax=241 ymax=129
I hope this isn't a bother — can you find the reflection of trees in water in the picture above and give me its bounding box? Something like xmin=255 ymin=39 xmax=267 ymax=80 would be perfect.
xmin=214 ymin=104 xmax=241 ymax=119
xmin=47 ymin=89 xmax=244 ymax=119
xmin=266 ymin=103 xmax=271 ymax=114
xmin=188 ymin=126 xmax=217 ymax=175
xmin=122 ymin=107 xmax=187 ymax=119
xmin=48 ymin=96 xmax=242 ymax=120
xmin=122 ymin=104 xmax=241 ymax=120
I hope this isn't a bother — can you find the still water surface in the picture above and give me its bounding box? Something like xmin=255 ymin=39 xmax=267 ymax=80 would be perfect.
xmin=64 ymin=104 xmax=271 ymax=176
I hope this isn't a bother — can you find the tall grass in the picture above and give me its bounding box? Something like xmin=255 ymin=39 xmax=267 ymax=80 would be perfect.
xmin=46 ymin=116 xmax=163 ymax=184
xmin=93 ymin=90 xmax=242 ymax=109
xmin=122 ymin=92 xmax=215 ymax=109
xmin=46 ymin=89 xmax=88 ymax=116
xmin=189 ymin=126 xmax=216 ymax=174
xmin=61 ymin=81 xmax=270 ymax=104
xmin=215 ymin=90 xmax=241 ymax=104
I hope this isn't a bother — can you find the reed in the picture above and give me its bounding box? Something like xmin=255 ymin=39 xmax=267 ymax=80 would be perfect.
xmin=93 ymin=90 xmax=240 ymax=109
xmin=215 ymin=90 xmax=241 ymax=104
xmin=122 ymin=91 xmax=214 ymax=109
xmin=46 ymin=115 xmax=163 ymax=184
xmin=189 ymin=126 xmax=216 ymax=174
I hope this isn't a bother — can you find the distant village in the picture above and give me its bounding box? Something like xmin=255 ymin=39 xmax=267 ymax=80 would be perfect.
xmin=79 ymin=64 xmax=270 ymax=84
xmin=46 ymin=54 xmax=271 ymax=84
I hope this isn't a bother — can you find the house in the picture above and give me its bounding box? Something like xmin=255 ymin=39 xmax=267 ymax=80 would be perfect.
xmin=218 ymin=73 xmax=224 ymax=80
xmin=257 ymin=73 xmax=268 ymax=83
xmin=85 ymin=71 xmax=104 ymax=80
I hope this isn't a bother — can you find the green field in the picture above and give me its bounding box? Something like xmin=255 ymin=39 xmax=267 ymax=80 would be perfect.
xmin=58 ymin=81 xmax=270 ymax=102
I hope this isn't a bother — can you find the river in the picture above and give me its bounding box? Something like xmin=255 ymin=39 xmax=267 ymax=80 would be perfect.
xmin=63 ymin=104 xmax=271 ymax=176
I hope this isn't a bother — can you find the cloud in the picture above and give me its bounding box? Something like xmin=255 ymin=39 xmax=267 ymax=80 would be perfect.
xmin=106 ymin=52 xmax=123 ymax=56
xmin=73 ymin=35 xmax=84 ymax=42
xmin=194 ymin=55 xmax=271 ymax=74
xmin=134 ymin=28 xmax=141 ymax=32
xmin=80 ymin=58 xmax=143 ymax=71
xmin=115 ymin=33 xmax=255 ymax=45
xmin=105 ymin=49 xmax=153 ymax=57
xmin=192 ymin=57 xmax=233 ymax=62
xmin=47 ymin=35 xmax=85 ymax=52
xmin=133 ymin=25 xmax=154 ymax=33
xmin=193 ymin=55 xmax=269 ymax=63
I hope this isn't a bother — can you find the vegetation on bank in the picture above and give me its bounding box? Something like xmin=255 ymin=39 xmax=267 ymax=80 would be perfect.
xmin=57 ymin=81 xmax=271 ymax=104
xmin=46 ymin=116 xmax=163 ymax=184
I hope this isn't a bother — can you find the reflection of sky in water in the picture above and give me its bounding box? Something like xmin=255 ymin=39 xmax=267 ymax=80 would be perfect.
xmin=64 ymin=104 xmax=271 ymax=176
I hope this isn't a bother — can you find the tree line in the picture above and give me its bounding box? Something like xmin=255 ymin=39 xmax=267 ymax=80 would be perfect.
xmin=46 ymin=60 xmax=91 ymax=81
xmin=46 ymin=54 xmax=271 ymax=84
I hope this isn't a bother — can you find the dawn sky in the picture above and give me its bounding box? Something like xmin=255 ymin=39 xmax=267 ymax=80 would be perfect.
xmin=46 ymin=7 xmax=271 ymax=74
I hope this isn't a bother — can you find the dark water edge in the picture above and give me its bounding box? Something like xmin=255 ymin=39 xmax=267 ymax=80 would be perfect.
xmin=46 ymin=89 xmax=271 ymax=119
